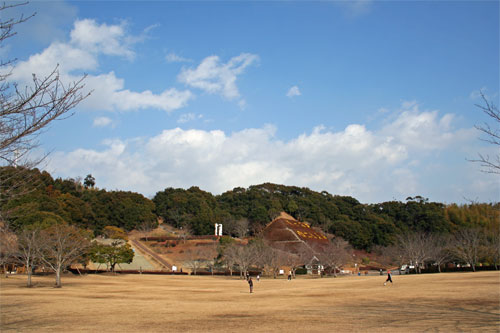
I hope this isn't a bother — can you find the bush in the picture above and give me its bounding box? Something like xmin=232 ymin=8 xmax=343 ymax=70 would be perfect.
xmin=295 ymin=268 xmax=307 ymax=275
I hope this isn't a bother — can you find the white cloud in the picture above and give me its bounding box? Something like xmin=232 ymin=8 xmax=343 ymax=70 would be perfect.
xmin=178 ymin=53 xmax=259 ymax=101
xmin=70 ymin=19 xmax=135 ymax=59
xmin=8 ymin=19 xmax=192 ymax=113
xmin=143 ymin=23 xmax=161 ymax=34
xmin=93 ymin=116 xmax=114 ymax=128
xmin=166 ymin=52 xmax=192 ymax=63
xmin=177 ymin=113 xmax=203 ymax=124
xmin=112 ymin=88 xmax=192 ymax=112
xmin=382 ymin=102 xmax=475 ymax=151
xmin=287 ymin=85 xmax=301 ymax=98
xmin=45 ymin=104 xmax=489 ymax=203
xmin=10 ymin=42 xmax=97 ymax=80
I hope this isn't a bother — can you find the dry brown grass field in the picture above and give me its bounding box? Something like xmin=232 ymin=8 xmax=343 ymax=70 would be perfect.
xmin=1 ymin=271 xmax=499 ymax=332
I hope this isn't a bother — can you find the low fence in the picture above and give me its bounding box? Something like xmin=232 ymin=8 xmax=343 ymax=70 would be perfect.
xmin=140 ymin=235 xmax=219 ymax=242
xmin=67 ymin=267 xmax=265 ymax=276
xmin=190 ymin=270 xmax=261 ymax=276
xmin=420 ymin=265 xmax=498 ymax=274
xmin=67 ymin=268 xmax=188 ymax=275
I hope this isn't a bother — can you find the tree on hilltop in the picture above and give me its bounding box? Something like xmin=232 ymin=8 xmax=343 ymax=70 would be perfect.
xmin=83 ymin=175 xmax=96 ymax=189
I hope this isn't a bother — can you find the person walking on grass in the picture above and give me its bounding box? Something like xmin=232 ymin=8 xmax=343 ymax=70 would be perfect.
xmin=248 ymin=277 xmax=253 ymax=293
xmin=384 ymin=270 xmax=393 ymax=286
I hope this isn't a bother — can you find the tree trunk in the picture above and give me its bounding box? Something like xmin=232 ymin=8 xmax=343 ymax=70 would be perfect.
xmin=471 ymin=264 xmax=476 ymax=272
xmin=437 ymin=264 xmax=441 ymax=273
xmin=55 ymin=268 xmax=62 ymax=288
xmin=26 ymin=266 xmax=33 ymax=288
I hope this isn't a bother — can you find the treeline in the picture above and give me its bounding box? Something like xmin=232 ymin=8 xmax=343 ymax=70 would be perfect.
xmin=153 ymin=183 xmax=499 ymax=250
xmin=0 ymin=167 xmax=156 ymax=235
xmin=2 ymin=168 xmax=498 ymax=250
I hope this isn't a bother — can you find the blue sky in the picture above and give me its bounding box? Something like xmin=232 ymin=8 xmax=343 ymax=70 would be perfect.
xmin=5 ymin=0 xmax=499 ymax=203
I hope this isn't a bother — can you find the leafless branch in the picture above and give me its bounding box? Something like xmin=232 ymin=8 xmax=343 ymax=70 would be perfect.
xmin=468 ymin=91 xmax=500 ymax=174
xmin=0 ymin=3 xmax=90 ymax=225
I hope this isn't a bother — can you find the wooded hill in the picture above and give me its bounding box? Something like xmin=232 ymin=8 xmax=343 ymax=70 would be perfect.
xmin=2 ymin=167 xmax=498 ymax=250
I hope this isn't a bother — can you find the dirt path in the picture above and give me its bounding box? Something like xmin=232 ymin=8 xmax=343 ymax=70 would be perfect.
xmin=130 ymin=238 xmax=172 ymax=270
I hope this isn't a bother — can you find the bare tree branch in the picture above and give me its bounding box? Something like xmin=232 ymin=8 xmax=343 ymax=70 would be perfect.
xmin=16 ymin=226 xmax=42 ymax=287
xmin=37 ymin=224 xmax=91 ymax=287
xmin=468 ymin=92 xmax=500 ymax=174
xmin=0 ymin=3 xmax=90 ymax=227
xmin=451 ymin=228 xmax=484 ymax=272
xmin=317 ymin=237 xmax=352 ymax=277
xmin=0 ymin=223 xmax=17 ymax=277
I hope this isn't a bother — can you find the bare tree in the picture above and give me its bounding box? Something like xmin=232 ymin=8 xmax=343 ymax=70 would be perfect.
xmin=484 ymin=231 xmax=500 ymax=270
xmin=281 ymin=251 xmax=303 ymax=279
xmin=37 ymin=224 xmax=91 ymax=287
xmin=317 ymin=237 xmax=352 ymax=277
xmin=137 ymin=220 xmax=158 ymax=242
xmin=16 ymin=227 xmax=42 ymax=287
xmin=221 ymin=246 xmax=237 ymax=276
xmin=223 ymin=242 xmax=260 ymax=278
xmin=258 ymin=244 xmax=288 ymax=278
xmin=179 ymin=222 xmax=192 ymax=244
xmin=469 ymin=92 xmax=500 ymax=174
xmin=452 ymin=228 xmax=484 ymax=272
xmin=373 ymin=245 xmax=402 ymax=270
xmin=234 ymin=218 xmax=249 ymax=238
xmin=0 ymin=223 xmax=17 ymax=277
xmin=222 ymin=218 xmax=249 ymax=238
xmin=183 ymin=248 xmax=206 ymax=275
xmin=0 ymin=4 xmax=89 ymax=167
xmin=0 ymin=3 xmax=89 ymax=223
xmin=427 ymin=234 xmax=454 ymax=273
xmin=395 ymin=232 xmax=432 ymax=273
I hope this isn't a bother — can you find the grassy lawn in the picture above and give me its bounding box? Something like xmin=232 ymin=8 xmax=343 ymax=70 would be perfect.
xmin=1 ymin=271 xmax=499 ymax=332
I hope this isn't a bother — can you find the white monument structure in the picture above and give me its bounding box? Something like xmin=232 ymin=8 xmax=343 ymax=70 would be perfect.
xmin=214 ymin=223 xmax=223 ymax=236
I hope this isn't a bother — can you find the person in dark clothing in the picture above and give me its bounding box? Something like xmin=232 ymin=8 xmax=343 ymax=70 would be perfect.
xmin=248 ymin=277 xmax=253 ymax=293
xmin=384 ymin=270 xmax=393 ymax=285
